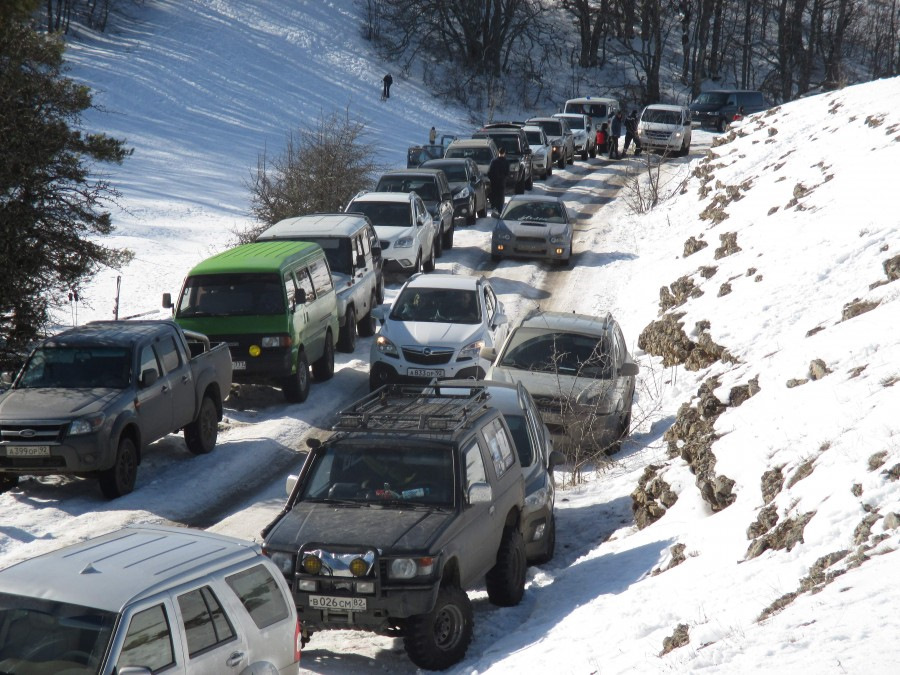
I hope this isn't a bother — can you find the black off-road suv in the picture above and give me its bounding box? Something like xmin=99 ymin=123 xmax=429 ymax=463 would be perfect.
xmin=473 ymin=123 xmax=534 ymax=194
xmin=261 ymin=384 xmax=527 ymax=670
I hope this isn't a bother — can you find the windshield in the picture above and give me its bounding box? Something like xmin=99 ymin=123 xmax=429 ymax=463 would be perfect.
xmin=693 ymin=92 xmax=729 ymax=105
xmin=348 ymin=201 xmax=411 ymax=228
xmin=0 ymin=592 xmax=116 ymax=674
xmin=535 ymin=120 xmax=562 ymax=137
xmin=446 ymin=146 xmax=493 ymax=163
xmin=642 ymin=109 xmax=682 ymax=125
xmin=301 ymin=445 xmax=454 ymax=506
xmin=525 ymin=130 xmax=544 ymax=145
xmin=302 ymin=237 xmax=352 ymax=275
xmin=479 ymin=134 xmax=520 ymax=155
xmin=565 ymin=102 xmax=609 ymax=118
xmin=177 ymin=273 xmax=284 ymax=317
xmin=17 ymin=346 xmax=131 ymax=389
xmin=562 ymin=116 xmax=585 ymax=130
xmin=501 ymin=200 xmax=564 ymax=224
xmin=376 ymin=176 xmax=438 ymax=202
xmin=499 ymin=328 xmax=612 ymax=378
xmin=390 ymin=287 xmax=480 ymax=324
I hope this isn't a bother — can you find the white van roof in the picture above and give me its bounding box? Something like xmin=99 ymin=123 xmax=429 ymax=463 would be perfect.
xmin=259 ymin=213 xmax=371 ymax=240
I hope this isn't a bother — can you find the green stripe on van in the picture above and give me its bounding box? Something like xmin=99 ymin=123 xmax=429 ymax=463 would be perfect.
xmin=188 ymin=241 xmax=319 ymax=275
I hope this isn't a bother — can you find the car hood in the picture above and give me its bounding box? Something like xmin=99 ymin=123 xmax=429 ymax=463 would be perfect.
xmin=498 ymin=219 xmax=568 ymax=237
xmin=449 ymin=182 xmax=469 ymax=194
xmin=374 ymin=224 xmax=414 ymax=242
xmin=546 ymin=134 xmax=564 ymax=144
xmin=385 ymin=319 xmax=484 ymax=347
xmin=268 ymin=502 xmax=453 ymax=550
xmin=690 ymin=103 xmax=723 ymax=114
xmin=488 ymin=365 xmax=612 ymax=403
xmin=529 ymin=145 xmax=549 ymax=155
xmin=0 ymin=387 xmax=123 ymax=420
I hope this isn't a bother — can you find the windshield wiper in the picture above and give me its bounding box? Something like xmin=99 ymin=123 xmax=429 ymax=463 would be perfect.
xmin=307 ymin=497 xmax=369 ymax=507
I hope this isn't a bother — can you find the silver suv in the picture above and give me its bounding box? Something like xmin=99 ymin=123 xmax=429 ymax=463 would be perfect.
xmin=0 ymin=524 xmax=300 ymax=674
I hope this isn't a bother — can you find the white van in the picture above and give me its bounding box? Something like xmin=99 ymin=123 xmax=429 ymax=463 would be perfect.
xmin=563 ymin=96 xmax=620 ymax=125
xmin=638 ymin=104 xmax=692 ymax=156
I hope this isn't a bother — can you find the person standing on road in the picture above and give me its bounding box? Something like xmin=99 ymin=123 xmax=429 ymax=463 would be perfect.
xmin=382 ymin=73 xmax=393 ymax=100
xmin=623 ymin=110 xmax=642 ymax=155
xmin=487 ymin=148 xmax=510 ymax=216
xmin=429 ymin=126 xmax=436 ymax=144
xmin=609 ymin=110 xmax=623 ymax=159
xmin=596 ymin=122 xmax=609 ymax=157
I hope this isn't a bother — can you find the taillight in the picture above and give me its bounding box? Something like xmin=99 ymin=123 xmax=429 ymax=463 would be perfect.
xmin=294 ymin=619 xmax=302 ymax=663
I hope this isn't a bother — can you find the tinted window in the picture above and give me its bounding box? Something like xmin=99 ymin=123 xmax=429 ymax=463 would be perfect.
xmin=483 ymin=418 xmax=515 ymax=478
xmin=693 ymin=92 xmax=729 ymax=105
xmin=377 ymin=176 xmax=439 ymax=202
xmin=226 ymin=564 xmax=290 ymax=629
xmin=348 ymin=201 xmax=411 ymax=228
xmin=302 ymin=238 xmax=352 ymax=275
xmin=525 ymin=130 xmax=544 ymax=145
xmin=177 ymin=273 xmax=284 ymax=317
xmin=177 ymin=587 xmax=235 ymax=657
xmin=446 ymin=146 xmax=495 ymax=163
xmin=308 ymin=259 xmax=333 ymax=296
xmin=535 ymin=120 xmax=562 ymax=136
xmin=118 ymin=604 xmax=175 ymax=673
xmin=477 ymin=133 xmax=520 ymax=155
xmin=154 ymin=336 xmax=182 ymax=374
xmin=431 ymin=163 xmax=467 ymax=182
xmin=563 ymin=116 xmax=585 ymax=130
xmin=642 ymin=109 xmax=682 ymax=125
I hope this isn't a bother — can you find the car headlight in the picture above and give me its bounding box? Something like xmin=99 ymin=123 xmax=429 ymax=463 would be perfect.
xmin=552 ymin=145 xmax=560 ymax=151
xmin=375 ymin=334 xmax=399 ymax=356
xmin=525 ymin=487 xmax=549 ymax=509
xmin=69 ymin=413 xmax=105 ymax=436
xmin=268 ymin=551 xmax=295 ymax=576
xmin=388 ymin=556 xmax=435 ymax=579
xmin=394 ymin=236 xmax=414 ymax=248
xmin=260 ymin=335 xmax=291 ymax=348
xmin=456 ymin=186 xmax=472 ymax=199
xmin=673 ymin=131 xmax=683 ymax=139
xmin=575 ymin=388 xmax=614 ymax=412
xmin=458 ymin=339 xmax=485 ymax=360
xmin=549 ymin=230 xmax=569 ymax=244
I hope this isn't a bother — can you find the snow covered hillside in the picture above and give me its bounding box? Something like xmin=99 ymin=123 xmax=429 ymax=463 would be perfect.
xmin=2 ymin=0 xmax=899 ymax=672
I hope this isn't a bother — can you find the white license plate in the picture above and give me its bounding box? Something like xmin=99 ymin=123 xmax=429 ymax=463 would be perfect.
xmin=308 ymin=595 xmax=367 ymax=611
xmin=232 ymin=361 xmax=246 ymax=371
xmin=6 ymin=445 xmax=51 ymax=457
xmin=407 ymin=368 xmax=444 ymax=378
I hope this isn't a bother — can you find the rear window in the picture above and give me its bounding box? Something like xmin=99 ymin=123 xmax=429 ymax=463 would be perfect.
xmin=475 ymin=133 xmax=521 ymax=155
xmin=376 ymin=176 xmax=438 ymax=202
xmin=226 ymin=564 xmax=291 ymax=629
xmin=562 ymin=116 xmax=585 ymax=130
xmin=693 ymin=91 xmax=729 ymax=106
xmin=446 ymin=146 xmax=494 ymax=163
xmin=347 ymin=201 xmax=411 ymax=228
xmin=534 ymin=120 xmax=562 ymax=136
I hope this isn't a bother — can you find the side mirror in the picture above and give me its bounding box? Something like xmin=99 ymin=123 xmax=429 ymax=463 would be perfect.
xmin=372 ymin=306 xmax=386 ymax=323
xmin=467 ymin=482 xmax=492 ymax=505
xmin=356 ymin=253 xmax=366 ymax=269
xmin=549 ymin=450 xmax=566 ymax=468
xmin=620 ymin=362 xmax=639 ymax=377
xmin=493 ymin=313 xmax=508 ymax=327
xmin=162 ymin=293 xmax=172 ymax=309
xmin=294 ymin=288 xmax=307 ymax=306
xmin=480 ymin=346 xmax=497 ymax=363
xmin=285 ymin=474 xmax=298 ymax=497
xmin=371 ymin=242 xmax=382 ymax=255
xmin=140 ymin=368 xmax=159 ymax=388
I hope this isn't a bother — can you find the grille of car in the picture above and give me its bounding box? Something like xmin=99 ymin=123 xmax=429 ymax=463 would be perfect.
xmin=0 ymin=423 xmax=67 ymax=443
xmin=517 ymin=236 xmax=546 ymax=244
xmin=402 ymin=347 xmax=454 ymax=365
xmin=645 ymin=130 xmax=673 ymax=140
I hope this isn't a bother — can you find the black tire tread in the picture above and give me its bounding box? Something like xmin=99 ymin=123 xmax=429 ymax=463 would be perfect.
xmin=485 ymin=526 xmax=526 ymax=607
xmin=403 ymin=586 xmax=473 ymax=671
xmin=184 ymin=394 xmax=218 ymax=454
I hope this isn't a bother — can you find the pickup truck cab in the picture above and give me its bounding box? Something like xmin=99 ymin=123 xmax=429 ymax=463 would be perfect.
xmin=261 ymin=384 xmax=526 ymax=670
xmin=0 ymin=321 xmax=231 ymax=498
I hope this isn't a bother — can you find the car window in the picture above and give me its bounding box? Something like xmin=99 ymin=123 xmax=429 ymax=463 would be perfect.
xmin=503 ymin=201 xmax=563 ymax=223
xmin=178 ymin=273 xmax=284 ymax=317
xmin=117 ymin=604 xmax=175 ymax=673
xmin=139 ymin=345 xmax=160 ymax=381
xmin=503 ymin=413 xmax=535 ymax=468
xmin=391 ymin=287 xmax=480 ymax=324
xmin=309 ymin=259 xmax=333 ymax=297
xmin=177 ymin=586 xmax=236 ymax=658
xmin=483 ymin=286 xmax=495 ymax=320
xmin=226 ymin=564 xmax=291 ymax=629
xmin=295 ymin=268 xmax=315 ymax=304
xmin=154 ymin=336 xmax=182 ymax=374
xmin=348 ymin=201 xmax=411 ymax=228
xmin=463 ymin=441 xmax=487 ymax=492
xmin=482 ymin=418 xmax=515 ymax=478
xmin=499 ymin=328 xmax=612 ymax=378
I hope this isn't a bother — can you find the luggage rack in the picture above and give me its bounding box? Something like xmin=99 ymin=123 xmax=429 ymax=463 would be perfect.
xmin=334 ymin=383 xmax=490 ymax=433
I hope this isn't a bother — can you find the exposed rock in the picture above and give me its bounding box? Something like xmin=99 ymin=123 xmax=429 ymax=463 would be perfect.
xmin=718 ymin=282 xmax=732 ymax=297
xmin=659 ymin=276 xmax=704 ymax=313
xmin=808 ymin=359 xmax=831 ymax=380
xmin=867 ymin=451 xmax=888 ymax=471
xmin=652 ymin=543 xmax=688 ymax=576
xmin=851 ymin=483 xmax=863 ymax=497
xmin=787 ymin=459 xmax=815 ymax=488
xmin=699 ymin=265 xmax=717 ymax=279
xmin=884 ymin=254 xmax=900 ymax=281
xmin=746 ymin=511 xmax=816 ymax=559
xmin=754 ymin=274 xmax=763 ymax=282
xmin=638 ymin=314 xmax=695 ymax=367
xmin=799 ymin=550 xmax=850 ymax=593
xmin=660 ymin=624 xmax=690 ymax=656
xmin=746 ymin=267 xmax=757 ymax=276
xmin=883 ymin=513 xmax=900 ymax=530
xmin=728 ymin=376 xmax=760 ymax=407
xmin=854 ymin=513 xmax=881 ymax=545
xmin=883 ymin=463 xmax=900 ymax=481
xmin=806 ymin=326 xmax=825 ymax=337
xmin=847 ymin=365 xmax=867 ymax=378
xmin=758 ymin=591 xmax=798 ymax=622
xmin=631 ymin=465 xmax=678 ymax=530
xmin=842 ymin=298 xmax=880 ymax=321
xmin=786 ymin=378 xmax=808 ymax=388
xmin=714 ymin=232 xmax=742 ymax=259
xmin=747 ymin=504 xmax=779 ymax=539
xmin=760 ymin=467 xmax=784 ymax=505
xmin=683 ymin=236 xmax=708 ymax=257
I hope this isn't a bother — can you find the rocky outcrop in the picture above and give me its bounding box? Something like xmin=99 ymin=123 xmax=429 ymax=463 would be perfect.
xmin=631 ymin=465 xmax=678 ymax=530
xmin=638 ymin=315 xmax=736 ymax=371
xmin=746 ymin=511 xmax=815 ymax=559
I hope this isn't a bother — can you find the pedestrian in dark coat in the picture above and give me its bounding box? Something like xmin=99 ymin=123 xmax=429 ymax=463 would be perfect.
xmin=486 ymin=148 xmax=510 ymax=216
xmin=623 ymin=110 xmax=642 ymax=155
xmin=609 ymin=111 xmax=624 ymax=159
xmin=382 ymin=73 xmax=393 ymax=99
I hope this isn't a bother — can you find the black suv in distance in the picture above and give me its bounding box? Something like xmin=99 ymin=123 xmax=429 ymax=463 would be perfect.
xmin=473 ymin=123 xmax=534 ymax=194
xmin=375 ymin=168 xmax=456 ymax=252
xmin=689 ymin=89 xmax=768 ymax=131
xmin=261 ymin=384 xmax=527 ymax=671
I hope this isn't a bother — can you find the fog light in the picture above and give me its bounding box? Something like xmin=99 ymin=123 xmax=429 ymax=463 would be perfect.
xmin=297 ymin=579 xmax=317 ymax=592
xmin=302 ymin=555 xmax=322 ymax=575
xmin=349 ymin=558 xmax=368 ymax=577
xmin=497 ymin=244 xmax=505 ymax=252
xmin=533 ymin=522 xmax=546 ymax=542
xmin=249 ymin=345 xmax=261 ymax=357
xmin=355 ymin=581 xmax=375 ymax=594
xmin=555 ymin=248 xmax=564 ymax=255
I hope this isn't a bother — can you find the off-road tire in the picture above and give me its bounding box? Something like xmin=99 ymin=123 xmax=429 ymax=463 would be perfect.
xmin=424 ymin=240 xmax=436 ymax=272
xmin=404 ymin=586 xmax=473 ymax=671
xmin=581 ymin=148 xmax=588 ymax=161
xmin=282 ymin=350 xmax=310 ymax=403
xmin=357 ymin=296 xmax=376 ymax=337
xmin=376 ymin=275 xmax=385 ymax=304
xmin=485 ymin=527 xmax=526 ymax=606
xmin=530 ymin=515 xmax=556 ymax=565
xmin=515 ymin=178 xmax=525 ymax=195
xmin=589 ymin=146 xmax=597 ymax=158
xmin=546 ymin=163 xmax=552 ymax=178
xmin=337 ymin=307 xmax=357 ymax=353
xmin=99 ymin=436 xmax=138 ymax=499
xmin=0 ymin=473 xmax=19 ymax=493
xmin=525 ymin=171 xmax=533 ymax=190
xmin=184 ymin=395 xmax=218 ymax=454
xmin=491 ymin=253 xmax=502 ymax=263
xmin=442 ymin=221 xmax=455 ymax=250
xmin=312 ymin=331 xmax=335 ymax=382
xmin=434 ymin=225 xmax=444 ymax=257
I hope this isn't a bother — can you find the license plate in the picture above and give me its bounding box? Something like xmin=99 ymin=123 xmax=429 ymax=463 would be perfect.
xmin=407 ymin=368 xmax=444 ymax=378
xmin=232 ymin=361 xmax=246 ymax=371
xmin=6 ymin=445 xmax=50 ymax=457
xmin=308 ymin=595 xmax=367 ymax=611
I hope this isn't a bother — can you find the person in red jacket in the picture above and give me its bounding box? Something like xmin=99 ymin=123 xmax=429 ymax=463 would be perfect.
xmin=596 ymin=123 xmax=609 ymax=157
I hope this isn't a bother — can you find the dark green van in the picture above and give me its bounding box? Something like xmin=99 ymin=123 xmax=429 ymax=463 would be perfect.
xmin=165 ymin=241 xmax=339 ymax=403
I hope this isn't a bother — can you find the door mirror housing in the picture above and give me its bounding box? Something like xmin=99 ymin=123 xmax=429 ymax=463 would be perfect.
xmin=294 ymin=288 xmax=307 ymax=306
xmin=467 ymin=482 xmax=492 ymax=505
xmin=480 ymin=346 xmax=497 ymax=363
xmin=356 ymin=253 xmax=367 ymax=269
xmin=162 ymin=292 xmax=172 ymax=309
xmin=140 ymin=368 xmax=159 ymax=388
xmin=620 ymin=362 xmax=639 ymax=377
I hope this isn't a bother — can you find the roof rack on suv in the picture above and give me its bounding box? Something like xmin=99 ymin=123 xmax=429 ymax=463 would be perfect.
xmin=334 ymin=383 xmax=490 ymax=433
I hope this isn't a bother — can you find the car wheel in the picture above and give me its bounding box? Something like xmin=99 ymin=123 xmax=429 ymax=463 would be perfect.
xmin=477 ymin=201 xmax=487 ymax=218
xmin=403 ymin=586 xmax=473 ymax=671
xmin=407 ymin=253 xmax=422 ymax=277
xmin=680 ymin=140 xmax=690 ymax=157
xmin=526 ymin=171 xmax=533 ymax=190
xmin=375 ymin=274 xmax=385 ymax=304
xmin=337 ymin=306 xmax=357 ymax=352
xmin=609 ymin=410 xmax=632 ymax=454
xmin=485 ymin=526 xmax=526 ymax=607
xmin=557 ymin=154 xmax=565 ymax=169
xmin=442 ymin=221 xmax=455 ymax=249
xmin=581 ymin=148 xmax=588 ymax=161
xmin=466 ymin=197 xmax=476 ymax=224
xmin=184 ymin=395 xmax=218 ymax=454
xmin=423 ymin=240 xmax=436 ymax=272
xmin=716 ymin=117 xmax=727 ymax=132
xmin=491 ymin=253 xmax=501 ymax=263
xmin=282 ymin=350 xmax=310 ymax=403
xmin=357 ymin=295 xmax=377 ymax=337
xmin=589 ymin=146 xmax=597 ymax=158
xmin=546 ymin=163 xmax=552 ymax=178
xmin=99 ymin=436 xmax=138 ymax=499
xmin=312 ymin=331 xmax=335 ymax=382
xmin=530 ymin=514 xmax=556 ymax=565
xmin=514 ymin=178 xmax=525 ymax=195
xmin=0 ymin=473 xmax=19 ymax=493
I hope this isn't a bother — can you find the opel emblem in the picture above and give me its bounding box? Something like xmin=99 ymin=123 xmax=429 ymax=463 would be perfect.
xmin=423 ymin=348 xmax=432 ymax=356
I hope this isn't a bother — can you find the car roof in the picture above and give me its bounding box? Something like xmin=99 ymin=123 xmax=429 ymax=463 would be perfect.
xmin=447 ymin=138 xmax=496 ymax=147
xmin=189 ymin=240 xmax=320 ymax=275
xmin=258 ymin=213 xmax=370 ymax=240
xmin=380 ymin=168 xmax=444 ymax=179
xmin=44 ymin=320 xmax=180 ymax=348
xmin=553 ymin=112 xmax=587 ymax=119
xmin=517 ymin=309 xmax=614 ymax=335
xmin=565 ymin=96 xmax=618 ymax=104
xmin=643 ymin=103 xmax=686 ymax=112
xmin=0 ymin=525 xmax=265 ymax=613
xmin=404 ymin=273 xmax=481 ymax=291
xmin=421 ymin=158 xmax=469 ymax=167
xmin=526 ymin=116 xmax=562 ymax=123
xmin=349 ymin=191 xmax=415 ymax=204
xmin=522 ymin=125 xmax=543 ymax=133
xmin=437 ymin=379 xmax=524 ymax=417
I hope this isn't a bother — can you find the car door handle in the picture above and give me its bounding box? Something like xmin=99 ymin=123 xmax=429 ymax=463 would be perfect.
xmin=160 ymin=385 xmax=169 ymax=394
xmin=489 ymin=505 xmax=495 ymax=516
xmin=181 ymin=374 xmax=190 ymax=383
xmin=226 ymin=651 xmax=245 ymax=667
